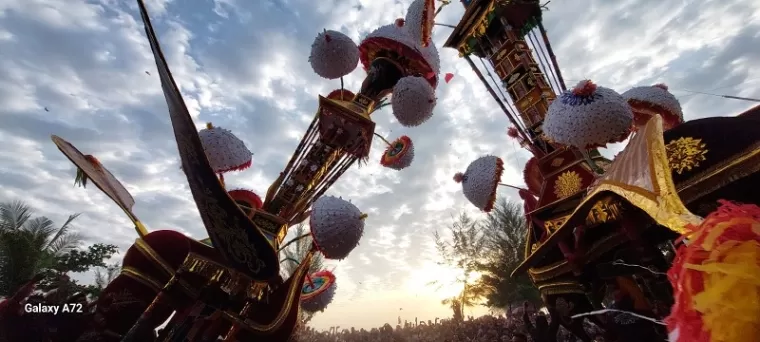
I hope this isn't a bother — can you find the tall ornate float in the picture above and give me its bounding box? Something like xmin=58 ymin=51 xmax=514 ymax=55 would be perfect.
xmin=446 ymin=0 xmax=760 ymax=341
xmin=6 ymin=0 xmax=444 ymax=341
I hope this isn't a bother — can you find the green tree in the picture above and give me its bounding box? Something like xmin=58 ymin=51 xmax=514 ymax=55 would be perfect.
xmin=0 ymin=201 xmax=82 ymax=296
xmin=432 ymin=198 xmax=541 ymax=312
xmin=477 ymin=198 xmax=541 ymax=307
xmin=433 ymin=213 xmax=490 ymax=313
xmin=87 ymin=263 xmax=121 ymax=297
xmin=0 ymin=201 xmax=119 ymax=298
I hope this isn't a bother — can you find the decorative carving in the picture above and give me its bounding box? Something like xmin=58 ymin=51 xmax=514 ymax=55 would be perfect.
xmin=544 ymin=215 xmax=569 ymax=233
xmin=665 ymin=137 xmax=708 ymax=174
xmin=553 ymin=170 xmax=582 ymax=199
xmin=550 ymin=157 xmax=564 ymax=167
xmin=585 ymin=197 xmax=624 ymax=225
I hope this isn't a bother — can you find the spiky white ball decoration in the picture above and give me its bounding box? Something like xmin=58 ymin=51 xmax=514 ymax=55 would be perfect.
xmin=308 ymin=30 xmax=359 ymax=79
xmin=420 ymin=43 xmax=441 ymax=77
xmin=301 ymin=270 xmax=337 ymax=313
xmin=622 ymin=84 xmax=683 ymax=130
xmin=543 ymin=80 xmax=633 ymax=149
xmin=404 ymin=0 xmax=435 ymax=45
xmin=309 ymin=196 xmax=365 ymax=260
xmin=391 ymin=76 xmax=436 ymax=127
xmin=198 ymin=123 xmax=252 ymax=173
xmin=380 ymin=135 xmax=415 ymax=170
xmin=454 ymin=156 xmax=504 ymax=212
xmin=365 ymin=24 xmax=417 ymax=48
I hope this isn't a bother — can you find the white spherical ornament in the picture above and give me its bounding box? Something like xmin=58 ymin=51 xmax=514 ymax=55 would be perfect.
xmin=404 ymin=0 xmax=435 ymax=46
xmin=198 ymin=123 xmax=252 ymax=173
xmin=543 ymin=80 xmax=633 ymax=149
xmin=391 ymin=76 xmax=436 ymax=127
xmin=300 ymin=270 xmax=337 ymax=313
xmin=308 ymin=30 xmax=359 ymax=79
xmin=420 ymin=43 xmax=441 ymax=77
xmin=622 ymin=84 xmax=683 ymax=130
xmin=365 ymin=24 xmax=417 ymax=48
xmin=454 ymin=156 xmax=504 ymax=212
xmin=309 ymin=196 xmax=366 ymax=260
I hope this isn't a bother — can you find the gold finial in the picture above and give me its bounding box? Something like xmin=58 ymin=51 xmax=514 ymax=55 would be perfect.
xmin=206 ymin=122 xmax=213 ymax=129
xmin=359 ymin=213 xmax=368 ymax=220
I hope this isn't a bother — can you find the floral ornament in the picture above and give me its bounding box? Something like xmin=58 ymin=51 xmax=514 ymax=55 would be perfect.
xmin=227 ymin=189 xmax=263 ymax=218
xmin=308 ymin=30 xmax=359 ymax=79
xmin=198 ymin=123 xmax=253 ymax=173
xmin=666 ymin=201 xmax=760 ymax=342
xmin=542 ymin=80 xmax=633 ymax=149
xmin=622 ymin=83 xmax=683 ymax=131
xmin=309 ymin=196 xmax=367 ymax=260
xmin=301 ymin=270 xmax=337 ymax=313
xmin=454 ymin=156 xmax=504 ymax=212
xmin=379 ymin=135 xmax=415 ymax=170
xmin=391 ymin=76 xmax=436 ymax=127
xmin=326 ymin=89 xmax=356 ymax=101
xmin=404 ymin=0 xmax=435 ymax=46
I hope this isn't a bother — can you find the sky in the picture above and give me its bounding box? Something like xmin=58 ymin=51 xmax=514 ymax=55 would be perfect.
xmin=1 ymin=0 xmax=759 ymax=332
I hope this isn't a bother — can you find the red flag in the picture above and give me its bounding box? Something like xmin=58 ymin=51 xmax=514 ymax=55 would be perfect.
xmin=444 ymin=73 xmax=454 ymax=83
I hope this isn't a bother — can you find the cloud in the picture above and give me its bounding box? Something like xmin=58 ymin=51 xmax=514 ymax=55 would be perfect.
xmin=1 ymin=0 xmax=759 ymax=331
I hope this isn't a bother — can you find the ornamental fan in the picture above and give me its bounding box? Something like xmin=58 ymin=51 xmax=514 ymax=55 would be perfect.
xmin=198 ymin=123 xmax=252 ymax=173
xmin=404 ymin=0 xmax=435 ymax=46
xmin=309 ymin=196 xmax=366 ymax=260
xmin=227 ymin=189 xmax=263 ymax=218
xmin=542 ymin=80 xmax=633 ymax=149
xmin=622 ymin=84 xmax=684 ymax=130
xmin=308 ymin=30 xmax=359 ymax=79
xmin=391 ymin=76 xmax=436 ymax=127
xmin=454 ymin=156 xmax=504 ymax=212
xmin=301 ymin=270 xmax=337 ymax=313
xmin=326 ymin=89 xmax=356 ymax=101
xmin=380 ymin=135 xmax=414 ymax=170
xmin=665 ymin=201 xmax=760 ymax=342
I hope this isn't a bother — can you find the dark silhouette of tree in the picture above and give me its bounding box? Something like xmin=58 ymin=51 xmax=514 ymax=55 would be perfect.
xmin=478 ymin=198 xmax=541 ymax=307
xmin=0 ymin=201 xmax=118 ymax=297
xmin=432 ymin=198 xmax=540 ymax=312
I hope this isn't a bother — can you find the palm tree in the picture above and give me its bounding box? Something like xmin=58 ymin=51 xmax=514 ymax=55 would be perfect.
xmin=0 ymin=201 xmax=83 ymax=296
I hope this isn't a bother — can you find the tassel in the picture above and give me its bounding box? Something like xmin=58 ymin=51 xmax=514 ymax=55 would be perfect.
xmin=74 ymin=167 xmax=88 ymax=188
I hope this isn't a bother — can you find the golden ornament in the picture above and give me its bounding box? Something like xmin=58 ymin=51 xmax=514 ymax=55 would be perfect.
xmin=553 ymin=170 xmax=582 ymax=199
xmin=665 ymin=137 xmax=708 ymax=174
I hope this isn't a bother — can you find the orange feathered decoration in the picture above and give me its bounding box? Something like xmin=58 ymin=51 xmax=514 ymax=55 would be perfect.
xmin=665 ymin=200 xmax=760 ymax=342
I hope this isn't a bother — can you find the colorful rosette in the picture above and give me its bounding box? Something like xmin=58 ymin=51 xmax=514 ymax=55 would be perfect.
xmin=359 ymin=24 xmax=438 ymax=87
xmin=308 ymin=30 xmax=359 ymax=79
xmin=665 ymin=200 xmax=760 ymax=342
xmin=380 ymin=135 xmax=415 ymax=170
xmin=310 ymin=196 xmax=366 ymax=260
xmin=391 ymin=76 xmax=436 ymax=127
xmin=542 ymin=80 xmax=633 ymax=149
xmin=301 ymin=270 xmax=337 ymax=313
xmin=454 ymin=156 xmax=504 ymax=212
xmin=326 ymin=89 xmax=356 ymax=102
xmin=404 ymin=0 xmax=435 ymax=46
xmin=523 ymin=157 xmax=542 ymax=196
xmin=198 ymin=123 xmax=252 ymax=173
xmin=622 ymin=83 xmax=684 ymax=131
xmin=227 ymin=189 xmax=263 ymax=218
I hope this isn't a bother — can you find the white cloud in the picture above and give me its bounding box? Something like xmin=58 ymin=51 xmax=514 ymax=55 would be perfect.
xmin=0 ymin=0 xmax=758 ymax=332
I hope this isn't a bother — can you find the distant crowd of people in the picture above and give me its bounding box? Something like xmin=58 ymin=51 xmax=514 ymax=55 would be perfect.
xmin=292 ymin=308 xmax=606 ymax=342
